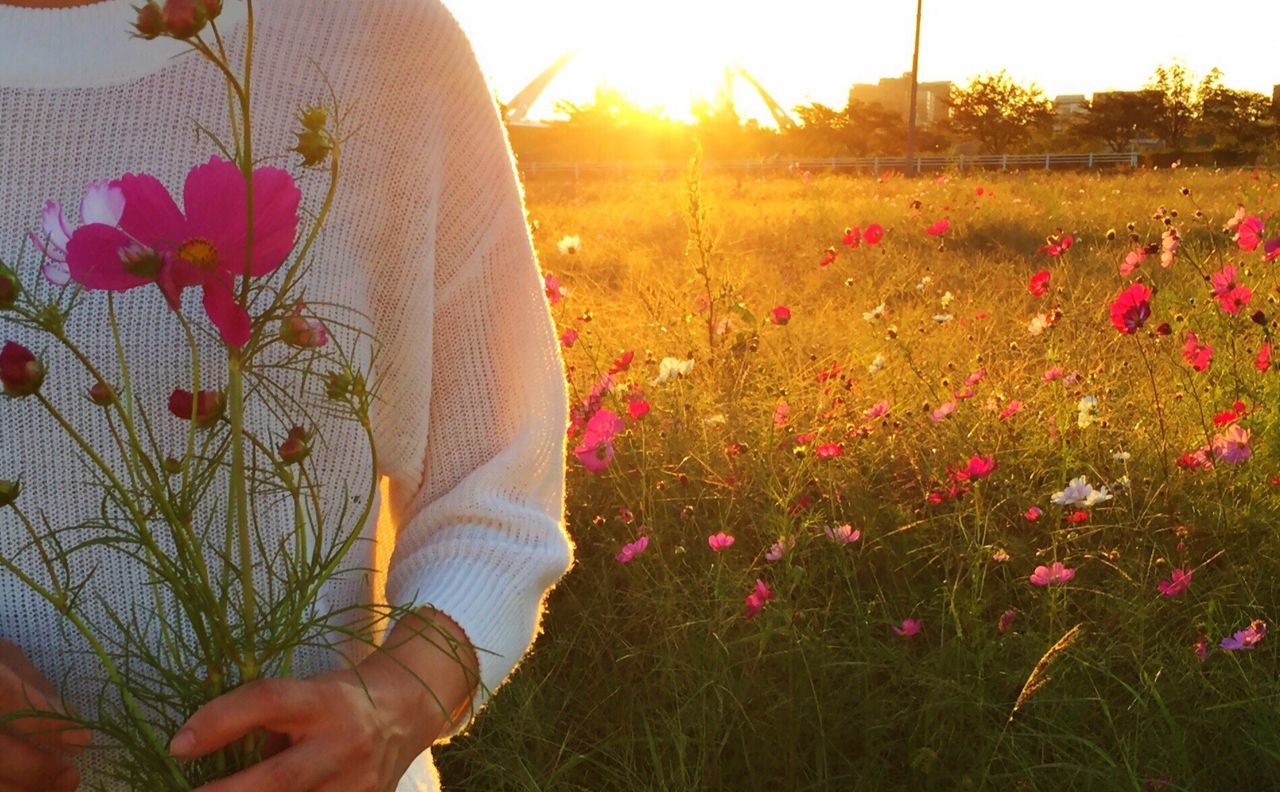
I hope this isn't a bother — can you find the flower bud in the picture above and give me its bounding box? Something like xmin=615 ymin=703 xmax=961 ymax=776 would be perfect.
xmin=197 ymin=0 xmax=222 ymax=20
xmin=133 ymin=2 xmax=165 ymax=39
xmin=0 ymin=264 xmax=18 ymax=309
xmin=0 ymin=342 xmax=45 ymax=397
xmin=168 ymin=388 xmax=225 ymax=428
xmin=279 ymin=310 xmax=329 ymax=349
xmin=163 ymin=456 xmax=183 ymax=476
xmin=0 ymin=479 xmax=19 ymax=508
xmin=300 ymin=106 xmax=329 ymax=132
xmin=89 ymin=382 xmax=116 ymax=407
xmin=293 ymin=128 xmax=332 ymax=168
xmin=278 ymin=426 xmax=311 ymax=464
xmin=162 ymin=0 xmax=206 ymax=38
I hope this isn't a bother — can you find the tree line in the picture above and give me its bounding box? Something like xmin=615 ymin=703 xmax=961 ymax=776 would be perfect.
xmin=505 ymin=63 xmax=1279 ymax=163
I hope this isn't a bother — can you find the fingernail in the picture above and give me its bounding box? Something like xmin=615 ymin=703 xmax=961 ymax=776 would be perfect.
xmin=169 ymin=729 xmax=195 ymax=757
xmin=53 ymin=768 xmax=80 ymax=792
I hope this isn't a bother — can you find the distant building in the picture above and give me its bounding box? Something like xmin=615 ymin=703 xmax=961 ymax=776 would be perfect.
xmin=848 ymin=74 xmax=952 ymax=124
xmin=1053 ymin=94 xmax=1088 ymax=130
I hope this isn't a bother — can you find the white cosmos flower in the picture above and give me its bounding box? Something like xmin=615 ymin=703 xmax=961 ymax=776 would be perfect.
xmin=1077 ymin=395 xmax=1099 ymax=429
xmin=867 ymin=353 xmax=886 ymax=374
xmin=1051 ymin=475 xmax=1113 ymax=507
xmin=863 ymin=302 xmax=887 ymax=322
xmin=650 ymin=357 xmax=695 ymax=385
xmin=557 ymin=234 xmax=581 ymax=255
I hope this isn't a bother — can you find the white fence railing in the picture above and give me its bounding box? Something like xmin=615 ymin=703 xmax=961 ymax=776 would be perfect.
xmin=520 ymin=152 xmax=1140 ymax=178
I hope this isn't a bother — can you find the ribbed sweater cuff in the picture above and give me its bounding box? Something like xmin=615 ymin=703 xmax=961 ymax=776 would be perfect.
xmin=387 ymin=554 xmax=552 ymax=742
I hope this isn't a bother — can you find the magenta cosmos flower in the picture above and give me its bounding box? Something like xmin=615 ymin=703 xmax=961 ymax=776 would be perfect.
xmin=1220 ymin=619 xmax=1265 ymax=651
xmin=893 ymin=618 xmax=921 ymax=637
xmin=64 ymin=157 xmax=301 ymax=347
xmin=1156 ymin=567 xmax=1193 ymax=598
xmin=1109 ymin=283 xmax=1151 ymax=334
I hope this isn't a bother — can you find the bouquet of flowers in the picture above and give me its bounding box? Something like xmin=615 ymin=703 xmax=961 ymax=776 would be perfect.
xmin=0 ymin=1 xmax=452 ymax=786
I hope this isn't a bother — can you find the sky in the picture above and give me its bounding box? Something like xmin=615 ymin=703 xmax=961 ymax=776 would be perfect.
xmin=446 ymin=0 xmax=1279 ymax=125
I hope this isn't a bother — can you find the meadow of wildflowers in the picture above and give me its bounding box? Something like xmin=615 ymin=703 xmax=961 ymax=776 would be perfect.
xmin=435 ymin=167 xmax=1280 ymax=791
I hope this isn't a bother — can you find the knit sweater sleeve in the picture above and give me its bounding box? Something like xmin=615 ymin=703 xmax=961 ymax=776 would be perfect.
xmin=377 ymin=1 xmax=575 ymax=743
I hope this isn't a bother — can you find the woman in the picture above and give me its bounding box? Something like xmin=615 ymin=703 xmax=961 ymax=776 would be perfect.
xmin=0 ymin=0 xmax=574 ymax=789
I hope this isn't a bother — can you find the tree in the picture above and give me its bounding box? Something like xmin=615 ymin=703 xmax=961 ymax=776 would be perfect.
xmin=1145 ymin=62 xmax=1221 ymax=151
xmin=945 ymin=71 xmax=1053 ymax=153
xmin=1198 ymin=85 xmax=1275 ymax=149
xmin=785 ymin=100 xmax=911 ymax=157
xmin=1072 ymin=91 xmax=1161 ymax=152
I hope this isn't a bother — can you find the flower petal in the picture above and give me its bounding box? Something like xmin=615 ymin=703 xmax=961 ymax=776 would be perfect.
xmin=65 ymin=224 xmax=153 ymax=291
xmin=80 ymin=181 xmax=126 ymax=227
xmin=40 ymin=200 xmax=71 ymax=251
xmin=201 ymin=273 xmax=250 ymax=347
xmin=116 ymin=172 xmax=187 ymax=250
xmin=247 ymin=165 xmax=302 ymax=276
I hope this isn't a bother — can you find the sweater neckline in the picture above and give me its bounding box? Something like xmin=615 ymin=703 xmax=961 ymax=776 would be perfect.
xmin=0 ymin=0 xmax=248 ymax=90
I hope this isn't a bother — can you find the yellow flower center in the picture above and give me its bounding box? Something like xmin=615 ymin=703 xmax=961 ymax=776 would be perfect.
xmin=178 ymin=238 xmax=219 ymax=271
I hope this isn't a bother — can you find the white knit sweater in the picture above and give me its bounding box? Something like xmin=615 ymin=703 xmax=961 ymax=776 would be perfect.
xmin=0 ymin=1 xmax=573 ymax=789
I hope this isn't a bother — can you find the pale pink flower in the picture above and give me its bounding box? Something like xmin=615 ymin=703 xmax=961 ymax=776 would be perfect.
xmin=997 ymin=608 xmax=1017 ymax=633
xmin=1211 ymin=424 xmax=1251 ymax=464
xmin=931 ymin=400 xmax=957 ymax=422
xmin=765 ymin=536 xmax=794 ymax=562
xmin=824 ymin=523 xmax=861 ymax=545
xmin=1029 ymin=561 xmax=1075 ymax=586
xmin=864 ymin=400 xmax=890 ymax=420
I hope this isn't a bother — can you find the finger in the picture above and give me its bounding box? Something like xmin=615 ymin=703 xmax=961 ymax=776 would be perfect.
xmin=0 ymin=730 xmax=80 ymax=792
xmin=0 ymin=666 xmax=87 ymax=756
xmin=191 ymin=741 xmax=339 ymax=792
xmin=0 ymin=643 xmax=56 ymax=703
xmin=170 ymin=678 xmax=316 ymax=759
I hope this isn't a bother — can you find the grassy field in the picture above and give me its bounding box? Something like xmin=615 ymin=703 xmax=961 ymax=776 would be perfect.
xmin=435 ymin=165 xmax=1280 ymax=791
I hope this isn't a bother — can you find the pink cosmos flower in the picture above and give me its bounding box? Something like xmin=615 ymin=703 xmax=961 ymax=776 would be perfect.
xmin=573 ymin=409 xmax=625 ymax=473
xmin=707 ymin=531 xmax=735 ymax=552
xmin=864 ymin=400 xmax=890 ymax=420
xmin=931 ymin=400 xmax=957 ymax=422
xmin=64 ymin=157 xmax=301 ymax=347
xmin=1025 ymin=506 xmax=1042 ymax=521
xmin=765 ymin=536 xmax=794 ymax=562
xmin=819 ymin=247 xmax=838 ymax=268
xmin=1236 ymin=215 xmax=1264 ymax=252
xmin=925 ymin=218 xmax=951 ymax=237
xmin=964 ymin=369 xmax=986 ymax=388
xmin=842 ymin=226 xmax=861 ymax=248
xmin=1211 ymin=424 xmax=1251 ymax=464
xmin=1194 ymin=633 xmax=1209 ymax=662
xmin=824 ymin=523 xmax=861 ymax=545
xmin=864 ymin=223 xmax=885 ymax=245
xmin=999 ymin=401 xmax=1023 ymax=420
xmin=1220 ymin=619 xmax=1266 ymax=651
xmin=543 ymin=272 xmax=566 ymax=305
xmin=30 ymin=181 xmax=125 ymax=285
xmin=1109 ymin=283 xmax=1152 ymax=334
xmin=1042 ymin=366 xmax=1064 ymax=382
xmin=1183 ymin=331 xmax=1212 ymax=372
xmin=1265 ymin=237 xmax=1280 ymax=263
xmin=744 ymin=578 xmax=775 ymax=620
xmin=615 ymin=535 xmax=650 ymax=564
xmin=1029 ymin=561 xmax=1075 ymax=586
xmin=1157 ymin=567 xmax=1193 ymax=597
xmin=997 ymin=608 xmax=1017 ymax=633
xmin=1028 ymin=269 xmax=1051 ymax=296
xmin=1120 ymin=248 xmax=1146 ymax=277
xmin=1210 ymin=265 xmax=1252 ymax=314
xmin=893 ymin=618 xmax=922 ymax=637
xmin=1258 ymin=343 xmax=1272 ymax=373
xmin=773 ymin=401 xmax=790 ymax=427
xmin=815 ymin=442 xmax=843 ymax=459
xmin=1160 ymin=227 xmax=1180 ymax=268
xmin=770 ymin=305 xmax=792 ymax=325
xmin=951 ymin=455 xmax=997 ymax=482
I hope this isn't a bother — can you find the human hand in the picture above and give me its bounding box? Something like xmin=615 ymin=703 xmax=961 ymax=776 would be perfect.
xmin=0 ymin=639 xmax=91 ymax=792
xmin=171 ymin=608 xmax=479 ymax=792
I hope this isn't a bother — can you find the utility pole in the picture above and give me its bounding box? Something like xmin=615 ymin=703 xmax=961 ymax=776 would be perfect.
xmin=904 ymin=0 xmax=923 ymax=176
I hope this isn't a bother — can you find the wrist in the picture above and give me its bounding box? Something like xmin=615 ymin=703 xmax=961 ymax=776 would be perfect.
xmin=357 ymin=606 xmax=480 ymax=746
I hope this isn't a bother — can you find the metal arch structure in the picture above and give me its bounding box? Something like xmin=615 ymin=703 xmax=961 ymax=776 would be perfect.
xmin=504 ymin=51 xmax=579 ymax=126
xmin=504 ymin=51 xmax=796 ymax=130
xmin=718 ymin=66 xmax=797 ymax=131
